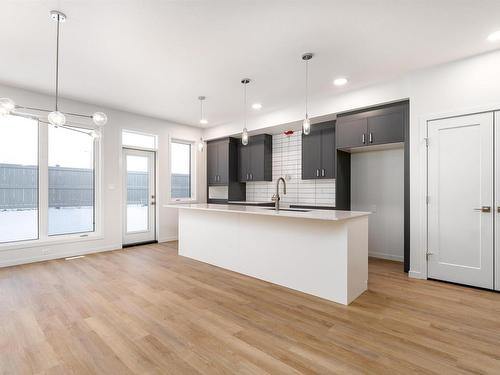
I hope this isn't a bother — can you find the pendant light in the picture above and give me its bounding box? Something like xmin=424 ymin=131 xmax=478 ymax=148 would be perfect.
xmin=302 ymin=53 xmax=313 ymax=135
xmin=241 ymin=78 xmax=250 ymax=146
xmin=198 ymin=96 xmax=208 ymax=125
xmin=0 ymin=10 xmax=107 ymax=137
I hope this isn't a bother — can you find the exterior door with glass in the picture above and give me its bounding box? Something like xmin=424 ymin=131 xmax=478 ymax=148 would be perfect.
xmin=123 ymin=148 xmax=156 ymax=245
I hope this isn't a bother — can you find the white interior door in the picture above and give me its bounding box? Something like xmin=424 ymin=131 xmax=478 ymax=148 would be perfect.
xmin=123 ymin=148 xmax=156 ymax=245
xmin=427 ymin=112 xmax=494 ymax=289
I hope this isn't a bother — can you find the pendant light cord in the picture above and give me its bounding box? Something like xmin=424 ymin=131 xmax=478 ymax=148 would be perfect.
xmin=200 ymin=99 xmax=203 ymax=120
xmin=305 ymin=58 xmax=309 ymax=118
xmin=244 ymin=82 xmax=247 ymax=128
xmin=55 ymin=15 xmax=60 ymax=111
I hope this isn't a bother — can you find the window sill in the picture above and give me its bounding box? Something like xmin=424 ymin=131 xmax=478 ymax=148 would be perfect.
xmin=0 ymin=232 xmax=104 ymax=252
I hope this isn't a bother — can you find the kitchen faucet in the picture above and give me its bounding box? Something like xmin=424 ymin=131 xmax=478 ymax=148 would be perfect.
xmin=272 ymin=177 xmax=287 ymax=211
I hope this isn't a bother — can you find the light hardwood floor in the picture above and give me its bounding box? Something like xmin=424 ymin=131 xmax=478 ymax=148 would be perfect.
xmin=0 ymin=242 xmax=499 ymax=374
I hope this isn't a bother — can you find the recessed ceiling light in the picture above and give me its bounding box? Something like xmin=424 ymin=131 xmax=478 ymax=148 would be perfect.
xmin=333 ymin=77 xmax=348 ymax=86
xmin=199 ymin=119 xmax=208 ymax=125
xmin=252 ymin=103 xmax=262 ymax=110
xmin=487 ymin=30 xmax=500 ymax=42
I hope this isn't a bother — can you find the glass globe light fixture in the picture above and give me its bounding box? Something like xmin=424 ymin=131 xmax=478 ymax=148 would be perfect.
xmin=48 ymin=111 xmax=66 ymax=126
xmin=242 ymin=127 xmax=249 ymax=146
xmin=303 ymin=117 xmax=311 ymax=135
xmin=90 ymin=129 xmax=101 ymax=139
xmin=0 ymin=98 xmax=15 ymax=115
xmin=92 ymin=112 xmax=107 ymax=127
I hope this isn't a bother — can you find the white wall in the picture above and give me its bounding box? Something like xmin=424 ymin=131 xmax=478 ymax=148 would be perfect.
xmin=0 ymin=83 xmax=206 ymax=267
xmin=203 ymin=49 xmax=500 ymax=279
xmin=351 ymin=149 xmax=404 ymax=262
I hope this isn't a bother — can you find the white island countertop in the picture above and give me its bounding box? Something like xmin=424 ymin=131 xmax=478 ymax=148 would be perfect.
xmin=165 ymin=203 xmax=370 ymax=221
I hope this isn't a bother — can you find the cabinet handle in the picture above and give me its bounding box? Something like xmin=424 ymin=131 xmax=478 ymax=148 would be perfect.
xmin=316 ymin=169 xmax=320 ymax=177
xmin=321 ymin=169 xmax=325 ymax=177
xmin=369 ymin=132 xmax=373 ymax=143
xmin=362 ymin=134 xmax=366 ymax=144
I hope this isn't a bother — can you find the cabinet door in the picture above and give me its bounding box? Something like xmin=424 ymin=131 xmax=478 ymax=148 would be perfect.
xmin=302 ymin=129 xmax=322 ymax=179
xmin=217 ymin=142 xmax=229 ymax=184
xmin=239 ymin=144 xmax=250 ymax=182
xmin=336 ymin=118 xmax=367 ymax=149
xmin=207 ymin=142 xmax=218 ymax=185
xmin=367 ymin=111 xmax=404 ymax=145
xmin=249 ymin=141 xmax=265 ymax=181
xmin=320 ymin=126 xmax=335 ymax=178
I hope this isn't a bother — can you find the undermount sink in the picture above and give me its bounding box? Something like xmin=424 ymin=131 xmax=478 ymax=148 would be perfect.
xmin=264 ymin=208 xmax=311 ymax=212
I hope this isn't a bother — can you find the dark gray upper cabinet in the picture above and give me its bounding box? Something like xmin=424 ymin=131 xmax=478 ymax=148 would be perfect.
xmin=336 ymin=103 xmax=405 ymax=150
xmin=207 ymin=139 xmax=230 ymax=186
xmin=239 ymin=134 xmax=272 ymax=182
xmin=336 ymin=118 xmax=367 ymax=149
xmin=302 ymin=121 xmax=336 ymax=180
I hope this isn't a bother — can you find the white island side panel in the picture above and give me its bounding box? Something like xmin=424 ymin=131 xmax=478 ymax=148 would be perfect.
xmin=178 ymin=208 xmax=368 ymax=304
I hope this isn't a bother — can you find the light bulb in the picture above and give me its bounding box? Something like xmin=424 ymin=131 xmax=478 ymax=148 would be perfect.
xmin=198 ymin=139 xmax=204 ymax=152
xmin=303 ymin=117 xmax=311 ymax=135
xmin=90 ymin=129 xmax=101 ymax=139
xmin=48 ymin=111 xmax=66 ymax=126
xmin=92 ymin=112 xmax=107 ymax=127
xmin=242 ymin=128 xmax=249 ymax=145
xmin=0 ymin=98 xmax=15 ymax=115
xmin=199 ymin=119 xmax=208 ymax=125
xmin=252 ymin=103 xmax=262 ymax=110
xmin=487 ymin=30 xmax=500 ymax=42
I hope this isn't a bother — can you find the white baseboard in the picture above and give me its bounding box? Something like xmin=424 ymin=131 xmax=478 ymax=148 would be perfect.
xmin=0 ymin=243 xmax=123 ymax=268
xmin=368 ymin=251 xmax=403 ymax=262
xmin=409 ymin=270 xmax=425 ymax=279
xmin=158 ymin=236 xmax=178 ymax=243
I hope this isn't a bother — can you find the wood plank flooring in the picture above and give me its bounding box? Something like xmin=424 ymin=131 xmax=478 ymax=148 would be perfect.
xmin=0 ymin=242 xmax=499 ymax=374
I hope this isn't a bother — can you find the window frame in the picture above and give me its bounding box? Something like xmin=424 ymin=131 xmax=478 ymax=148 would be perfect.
xmin=122 ymin=129 xmax=158 ymax=151
xmin=169 ymin=138 xmax=196 ymax=203
xmin=0 ymin=116 xmax=102 ymax=250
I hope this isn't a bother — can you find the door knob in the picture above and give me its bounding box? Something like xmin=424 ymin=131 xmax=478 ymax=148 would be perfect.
xmin=473 ymin=206 xmax=491 ymax=212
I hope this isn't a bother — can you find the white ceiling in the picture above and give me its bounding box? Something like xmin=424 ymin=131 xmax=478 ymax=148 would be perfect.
xmin=2 ymin=0 xmax=500 ymax=127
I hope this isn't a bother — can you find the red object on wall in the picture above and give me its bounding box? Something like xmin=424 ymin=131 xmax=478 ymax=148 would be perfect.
xmin=284 ymin=130 xmax=294 ymax=136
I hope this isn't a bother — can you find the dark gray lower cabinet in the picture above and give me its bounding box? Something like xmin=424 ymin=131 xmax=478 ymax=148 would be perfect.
xmin=336 ymin=103 xmax=405 ymax=150
xmin=301 ymin=121 xmax=336 ymax=179
xmin=239 ymin=134 xmax=272 ymax=182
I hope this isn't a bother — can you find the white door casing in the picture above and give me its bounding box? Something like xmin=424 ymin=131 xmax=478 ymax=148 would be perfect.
xmin=122 ymin=148 xmax=156 ymax=245
xmin=495 ymin=111 xmax=500 ymax=291
xmin=427 ymin=112 xmax=494 ymax=289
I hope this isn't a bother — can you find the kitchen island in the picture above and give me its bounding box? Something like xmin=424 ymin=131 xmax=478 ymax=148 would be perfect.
xmin=165 ymin=203 xmax=370 ymax=305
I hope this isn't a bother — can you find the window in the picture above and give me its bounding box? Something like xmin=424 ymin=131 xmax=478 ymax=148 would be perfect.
xmin=122 ymin=130 xmax=157 ymax=149
xmin=170 ymin=140 xmax=193 ymax=200
xmin=48 ymin=125 xmax=95 ymax=236
xmin=0 ymin=115 xmax=38 ymax=243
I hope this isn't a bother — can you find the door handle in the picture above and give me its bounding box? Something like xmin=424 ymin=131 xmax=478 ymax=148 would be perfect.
xmin=473 ymin=206 xmax=491 ymax=212
xmin=316 ymin=169 xmax=320 ymax=177
xmin=321 ymin=169 xmax=325 ymax=177
xmin=497 ymin=207 xmax=500 ymax=213
xmin=369 ymin=132 xmax=373 ymax=143
xmin=362 ymin=134 xmax=366 ymax=144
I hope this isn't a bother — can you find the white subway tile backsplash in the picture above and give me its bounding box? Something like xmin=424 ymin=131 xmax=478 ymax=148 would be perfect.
xmin=246 ymin=130 xmax=335 ymax=206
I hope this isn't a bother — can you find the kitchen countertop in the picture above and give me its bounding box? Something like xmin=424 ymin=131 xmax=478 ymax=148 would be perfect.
xmin=165 ymin=203 xmax=370 ymax=221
